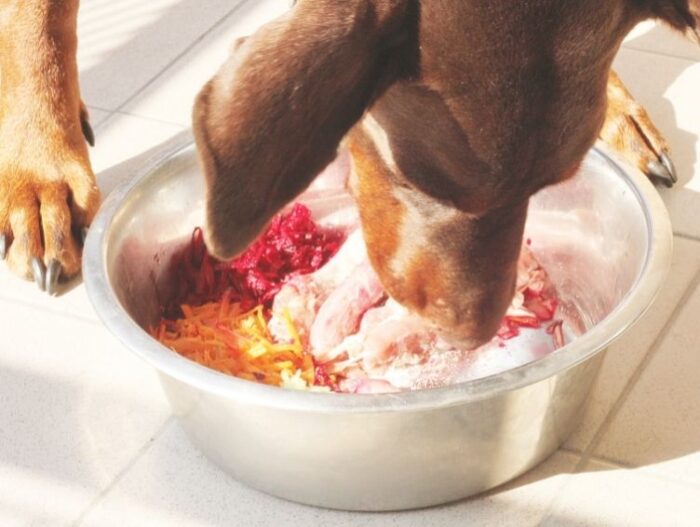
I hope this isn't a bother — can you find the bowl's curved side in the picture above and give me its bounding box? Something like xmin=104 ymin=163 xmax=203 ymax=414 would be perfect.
xmin=82 ymin=135 xmax=672 ymax=510
xmin=159 ymin=351 xmax=605 ymax=511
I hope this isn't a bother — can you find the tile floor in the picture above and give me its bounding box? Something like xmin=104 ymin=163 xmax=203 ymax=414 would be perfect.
xmin=1 ymin=2 xmax=699 ymax=526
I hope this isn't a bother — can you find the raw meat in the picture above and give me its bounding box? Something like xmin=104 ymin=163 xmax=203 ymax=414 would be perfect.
xmin=268 ymin=222 xmax=563 ymax=393
xmin=159 ymin=151 xmax=566 ymax=394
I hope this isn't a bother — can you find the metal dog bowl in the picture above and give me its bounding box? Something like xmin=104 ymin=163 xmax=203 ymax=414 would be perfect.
xmin=84 ymin=132 xmax=672 ymax=511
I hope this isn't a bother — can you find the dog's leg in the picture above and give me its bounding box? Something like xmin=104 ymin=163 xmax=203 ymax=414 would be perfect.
xmin=0 ymin=0 xmax=99 ymax=293
xmin=599 ymin=70 xmax=677 ymax=187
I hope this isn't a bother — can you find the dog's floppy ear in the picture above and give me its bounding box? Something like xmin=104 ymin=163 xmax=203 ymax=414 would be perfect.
xmin=648 ymin=0 xmax=700 ymax=40
xmin=193 ymin=0 xmax=409 ymax=260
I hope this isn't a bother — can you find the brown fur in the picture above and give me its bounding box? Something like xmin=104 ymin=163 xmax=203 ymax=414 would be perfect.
xmin=0 ymin=0 xmax=99 ymax=280
xmin=192 ymin=0 xmax=699 ymax=344
xmin=347 ymin=129 xmax=404 ymax=281
xmin=601 ymin=70 xmax=671 ymax=167
xmin=192 ymin=1 xmax=411 ymax=258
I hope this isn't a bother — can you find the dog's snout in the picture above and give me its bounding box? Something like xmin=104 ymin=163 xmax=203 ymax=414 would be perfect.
xmin=421 ymin=273 xmax=517 ymax=349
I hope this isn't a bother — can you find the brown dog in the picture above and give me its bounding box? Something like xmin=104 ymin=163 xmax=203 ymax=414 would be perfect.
xmin=193 ymin=0 xmax=697 ymax=346
xmin=1 ymin=1 xmax=697 ymax=346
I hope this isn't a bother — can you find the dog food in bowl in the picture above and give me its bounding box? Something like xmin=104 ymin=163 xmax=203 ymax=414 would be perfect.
xmin=84 ymin=139 xmax=672 ymax=509
xmin=153 ymin=196 xmax=567 ymax=394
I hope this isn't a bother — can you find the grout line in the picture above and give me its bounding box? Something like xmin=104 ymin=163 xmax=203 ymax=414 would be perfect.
xmin=585 ymin=452 xmax=640 ymax=469
xmin=92 ymin=111 xmax=118 ymax=133
xmin=585 ymin=452 xmax=700 ymax=491
xmin=108 ymin=0 xmax=253 ymax=116
xmin=620 ymin=44 xmax=700 ymax=63
xmin=71 ymin=416 xmax=175 ymax=527
xmin=0 ymin=294 xmax=102 ymax=327
xmin=86 ymin=0 xmax=256 ymax=135
xmin=540 ymin=267 xmax=700 ymax=524
xmin=86 ymin=104 xmax=112 ymax=114
xmin=112 ymin=109 xmax=188 ymax=129
xmin=579 ymin=266 xmax=700 ymax=462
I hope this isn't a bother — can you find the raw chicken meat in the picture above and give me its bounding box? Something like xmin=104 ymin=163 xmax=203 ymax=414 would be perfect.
xmin=268 ymin=219 xmax=563 ymax=393
xmin=268 ymin=228 xmax=367 ymax=344
xmin=267 ymin=151 xmax=566 ymax=394
xmin=309 ymin=260 xmax=386 ymax=360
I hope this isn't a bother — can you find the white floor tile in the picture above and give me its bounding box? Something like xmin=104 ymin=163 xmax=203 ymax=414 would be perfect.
xmin=123 ymin=0 xmax=289 ymax=126
xmin=91 ymin=112 xmax=186 ymax=196
xmin=612 ymin=48 xmax=700 ymax=238
xmin=85 ymin=107 xmax=112 ymax=128
xmin=623 ymin=20 xmax=700 ymax=62
xmin=0 ymin=274 xmax=99 ymax=324
xmin=0 ymin=300 xmax=171 ymax=527
xmin=77 ymin=0 xmax=249 ymax=110
xmin=77 ymin=424 xmax=577 ymax=527
xmin=565 ymin=237 xmax=700 ymax=452
xmin=593 ymin=277 xmax=700 ymax=487
xmin=542 ymin=459 xmax=700 ymax=527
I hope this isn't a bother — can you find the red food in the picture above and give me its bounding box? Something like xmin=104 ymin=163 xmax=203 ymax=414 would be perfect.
xmin=523 ymin=289 xmax=558 ymax=321
xmin=164 ymin=204 xmax=343 ymax=317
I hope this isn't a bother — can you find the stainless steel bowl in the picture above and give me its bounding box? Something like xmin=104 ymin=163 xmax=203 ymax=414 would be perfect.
xmin=83 ymin=132 xmax=672 ymax=511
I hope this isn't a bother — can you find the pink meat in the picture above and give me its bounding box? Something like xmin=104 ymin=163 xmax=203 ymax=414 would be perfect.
xmin=268 ymin=229 xmax=367 ymax=343
xmin=310 ymin=261 xmax=386 ymax=361
xmin=312 ymin=246 xmax=563 ymax=392
xmin=339 ymin=377 xmax=402 ymax=394
xmin=265 ymin=190 xmax=563 ymax=393
xmin=360 ymin=303 xmax=433 ymax=370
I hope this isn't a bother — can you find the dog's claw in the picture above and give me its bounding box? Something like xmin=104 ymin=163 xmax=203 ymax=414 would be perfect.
xmin=45 ymin=259 xmax=62 ymax=295
xmin=81 ymin=118 xmax=95 ymax=147
xmin=660 ymin=151 xmax=678 ymax=185
xmin=31 ymin=258 xmax=47 ymax=292
xmin=0 ymin=235 xmax=6 ymax=261
xmin=648 ymin=159 xmax=675 ymax=189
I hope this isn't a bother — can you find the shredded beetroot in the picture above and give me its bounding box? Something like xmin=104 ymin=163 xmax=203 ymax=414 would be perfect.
xmin=164 ymin=204 xmax=343 ymax=317
xmin=231 ymin=204 xmax=343 ymax=301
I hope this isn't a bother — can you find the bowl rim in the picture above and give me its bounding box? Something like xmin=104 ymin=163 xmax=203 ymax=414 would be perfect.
xmin=83 ymin=131 xmax=673 ymax=413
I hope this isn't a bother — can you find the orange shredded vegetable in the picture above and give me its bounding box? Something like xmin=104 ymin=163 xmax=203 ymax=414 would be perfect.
xmin=153 ymin=301 xmax=323 ymax=390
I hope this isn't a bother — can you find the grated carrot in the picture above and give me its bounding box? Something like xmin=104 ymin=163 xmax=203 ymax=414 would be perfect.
xmin=152 ymin=301 xmax=318 ymax=390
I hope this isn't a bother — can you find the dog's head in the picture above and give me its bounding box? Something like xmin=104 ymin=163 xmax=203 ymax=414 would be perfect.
xmin=193 ymin=0 xmax=698 ymax=346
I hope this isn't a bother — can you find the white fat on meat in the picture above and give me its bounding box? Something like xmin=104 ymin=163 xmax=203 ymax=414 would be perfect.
xmin=309 ymin=260 xmax=386 ymax=362
xmin=268 ymin=228 xmax=367 ymax=343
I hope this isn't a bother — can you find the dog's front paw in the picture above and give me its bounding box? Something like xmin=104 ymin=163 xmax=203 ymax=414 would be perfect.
xmin=0 ymin=106 xmax=100 ymax=293
xmin=600 ymin=70 xmax=677 ymax=188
